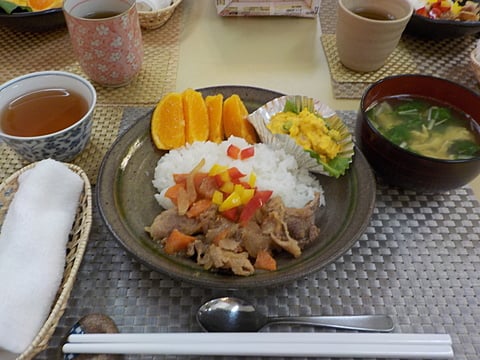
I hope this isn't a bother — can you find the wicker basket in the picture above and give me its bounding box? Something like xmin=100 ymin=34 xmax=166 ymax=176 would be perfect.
xmin=138 ymin=0 xmax=182 ymax=30
xmin=0 ymin=162 xmax=92 ymax=360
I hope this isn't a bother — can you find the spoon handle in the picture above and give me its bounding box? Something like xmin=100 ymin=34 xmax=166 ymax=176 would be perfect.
xmin=266 ymin=315 xmax=394 ymax=332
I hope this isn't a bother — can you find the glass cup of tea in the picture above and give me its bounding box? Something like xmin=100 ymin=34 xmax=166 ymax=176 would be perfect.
xmin=336 ymin=0 xmax=413 ymax=72
xmin=63 ymin=0 xmax=144 ymax=87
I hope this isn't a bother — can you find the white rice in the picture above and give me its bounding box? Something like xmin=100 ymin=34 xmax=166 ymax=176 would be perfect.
xmin=152 ymin=136 xmax=324 ymax=209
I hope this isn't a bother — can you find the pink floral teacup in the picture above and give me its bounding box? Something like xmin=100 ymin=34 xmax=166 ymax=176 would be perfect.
xmin=63 ymin=0 xmax=144 ymax=87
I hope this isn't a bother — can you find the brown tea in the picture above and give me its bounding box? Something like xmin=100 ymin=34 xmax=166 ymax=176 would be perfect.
xmin=83 ymin=11 xmax=122 ymax=19
xmin=0 ymin=88 xmax=89 ymax=137
xmin=353 ymin=7 xmax=396 ymax=20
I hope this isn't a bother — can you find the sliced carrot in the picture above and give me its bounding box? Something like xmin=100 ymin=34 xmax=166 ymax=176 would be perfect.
xmin=173 ymin=173 xmax=188 ymax=185
xmin=164 ymin=229 xmax=196 ymax=254
xmin=186 ymin=199 xmax=212 ymax=218
xmin=164 ymin=183 xmax=185 ymax=205
xmin=193 ymin=172 xmax=209 ymax=192
xmin=254 ymin=250 xmax=277 ymax=271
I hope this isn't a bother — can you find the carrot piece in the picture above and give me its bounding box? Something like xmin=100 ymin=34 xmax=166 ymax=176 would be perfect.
xmin=186 ymin=199 xmax=212 ymax=218
xmin=164 ymin=229 xmax=196 ymax=254
xmin=173 ymin=173 xmax=188 ymax=185
xmin=254 ymin=250 xmax=277 ymax=271
xmin=193 ymin=172 xmax=209 ymax=192
xmin=164 ymin=183 xmax=185 ymax=205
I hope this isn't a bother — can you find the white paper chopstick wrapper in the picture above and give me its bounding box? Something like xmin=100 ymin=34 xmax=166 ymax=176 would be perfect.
xmin=0 ymin=159 xmax=84 ymax=354
xmin=64 ymin=332 xmax=454 ymax=358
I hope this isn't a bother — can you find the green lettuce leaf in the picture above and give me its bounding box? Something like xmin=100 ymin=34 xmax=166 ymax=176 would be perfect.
xmin=283 ymin=100 xmax=299 ymax=114
xmin=0 ymin=0 xmax=32 ymax=14
xmin=306 ymin=150 xmax=351 ymax=178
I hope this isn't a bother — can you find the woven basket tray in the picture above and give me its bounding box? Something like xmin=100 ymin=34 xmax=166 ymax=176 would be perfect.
xmin=0 ymin=162 xmax=92 ymax=360
xmin=138 ymin=0 xmax=182 ymax=30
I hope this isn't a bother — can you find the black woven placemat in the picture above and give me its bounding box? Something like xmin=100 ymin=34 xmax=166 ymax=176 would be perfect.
xmin=32 ymin=109 xmax=480 ymax=360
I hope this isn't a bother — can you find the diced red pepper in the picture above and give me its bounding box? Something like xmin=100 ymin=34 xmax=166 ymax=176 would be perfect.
xmin=429 ymin=7 xmax=442 ymax=18
xmin=221 ymin=207 xmax=239 ymax=222
xmin=415 ymin=7 xmax=427 ymax=16
xmin=227 ymin=144 xmax=255 ymax=160
xmin=240 ymin=146 xmax=255 ymax=160
xmin=227 ymin=144 xmax=241 ymax=159
xmin=227 ymin=167 xmax=246 ymax=183
xmin=238 ymin=190 xmax=273 ymax=225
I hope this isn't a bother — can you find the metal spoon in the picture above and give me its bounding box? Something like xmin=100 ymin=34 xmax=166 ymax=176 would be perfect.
xmin=197 ymin=297 xmax=394 ymax=332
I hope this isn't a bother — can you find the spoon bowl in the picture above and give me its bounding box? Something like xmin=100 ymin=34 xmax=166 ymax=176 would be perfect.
xmin=197 ymin=297 xmax=394 ymax=332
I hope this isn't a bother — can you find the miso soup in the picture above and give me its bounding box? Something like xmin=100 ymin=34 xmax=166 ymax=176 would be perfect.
xmin=366 ymin=96 xmax=480 ymax=160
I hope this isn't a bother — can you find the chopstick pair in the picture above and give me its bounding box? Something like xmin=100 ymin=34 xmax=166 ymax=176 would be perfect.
xmin=63 ymin=332 xmax=454 ymax=358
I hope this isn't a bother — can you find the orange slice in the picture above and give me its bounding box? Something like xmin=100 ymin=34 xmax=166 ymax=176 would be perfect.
xmin=205 ymin=94 xmax=224 ymax=143
xmin=182 ymin=88 xmax=209 ymax=144
xmin=151 ymin=92 xmax=185 ymax=150
xmin=223 ymin=94 xmax=258 ymax=144
xmin=27 ymin=0 xmax=62 ymax=11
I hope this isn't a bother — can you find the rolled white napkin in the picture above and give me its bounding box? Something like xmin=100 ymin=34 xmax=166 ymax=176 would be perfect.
xmin=0 ymin=159 xmax=84 ymax=354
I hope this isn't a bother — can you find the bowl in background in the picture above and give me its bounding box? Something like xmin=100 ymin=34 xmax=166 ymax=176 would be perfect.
xmin=405 ymin=12 xmax=480 ymax=38
xmin=355 ymin=74 xmax=480 ymax=192
xmin=0 ymin=8 xmax=65 ymax=32
xmin=470 ymin=48 xmax=480 ymax=84
xmin=0 ymin=71 xmax=96 ymax=162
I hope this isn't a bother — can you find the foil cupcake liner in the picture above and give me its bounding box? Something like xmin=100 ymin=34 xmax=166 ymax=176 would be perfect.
xmin=248 ymin=95 xmax=354 ymax=177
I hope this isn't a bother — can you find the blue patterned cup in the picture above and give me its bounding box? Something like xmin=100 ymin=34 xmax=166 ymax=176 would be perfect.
xmin=0 ymin=71 xmax=96 ymax=162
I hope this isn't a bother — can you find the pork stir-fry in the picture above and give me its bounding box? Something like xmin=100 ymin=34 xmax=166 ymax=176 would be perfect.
xmin=147 ymin=193 xmax=321 ymax=276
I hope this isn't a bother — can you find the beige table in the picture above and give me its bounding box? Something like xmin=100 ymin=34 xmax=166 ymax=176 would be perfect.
xmin=176 ymin=1 xmax=480 ymax=199
xmin=10 ymin=3 xmax=475 ymax=360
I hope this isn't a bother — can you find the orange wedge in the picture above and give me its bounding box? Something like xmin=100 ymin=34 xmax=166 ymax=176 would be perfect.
xmin=151 ymin=92 xmax=185 ymax=150
xmin=27 ymin=0 xmax=62 ymax=11
xmin=182 ymin=88 xmax=209 ymax=144
xmin=223 ymin=94 xmax=258 ymax=144
xmin=205 ymin=94 xmax=224 ymax=143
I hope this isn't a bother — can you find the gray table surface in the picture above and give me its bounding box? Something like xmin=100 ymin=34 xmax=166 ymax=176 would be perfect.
xmin=36 ymin=110 xmax=480 ymax=360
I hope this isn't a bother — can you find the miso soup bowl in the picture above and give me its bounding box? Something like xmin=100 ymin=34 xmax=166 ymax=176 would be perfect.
xmin=0 ymin=71 xmax=96 ymax=162
xmin=355 ymin=74 xmax=480 ymax=192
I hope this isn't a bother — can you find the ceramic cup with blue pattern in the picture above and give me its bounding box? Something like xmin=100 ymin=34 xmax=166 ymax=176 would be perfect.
xmin=0 ymin=71 xmax=96 ymax=162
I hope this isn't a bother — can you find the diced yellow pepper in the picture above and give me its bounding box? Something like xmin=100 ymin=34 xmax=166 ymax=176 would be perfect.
xmin=451 ymin=2 xmax=461 ymax=14
xmin=220 ymin=181 xmax=234 ymax=194
xmin=240 ymin=188 xmax=255 ymax=204
xmin=209 ymin=164 xmax=228 ymax=176
xmin=248 ymin=172 xmax=256 ymax=188
xmin=212 ymin=190 xmax=224 ymax=205
xmin=218 ymin=171 xmax=231 ymax=184
xmin=441 ymin=0 xmax=450 ymax=7
xmin=219 ymin=191 xmax=242 ymax=212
